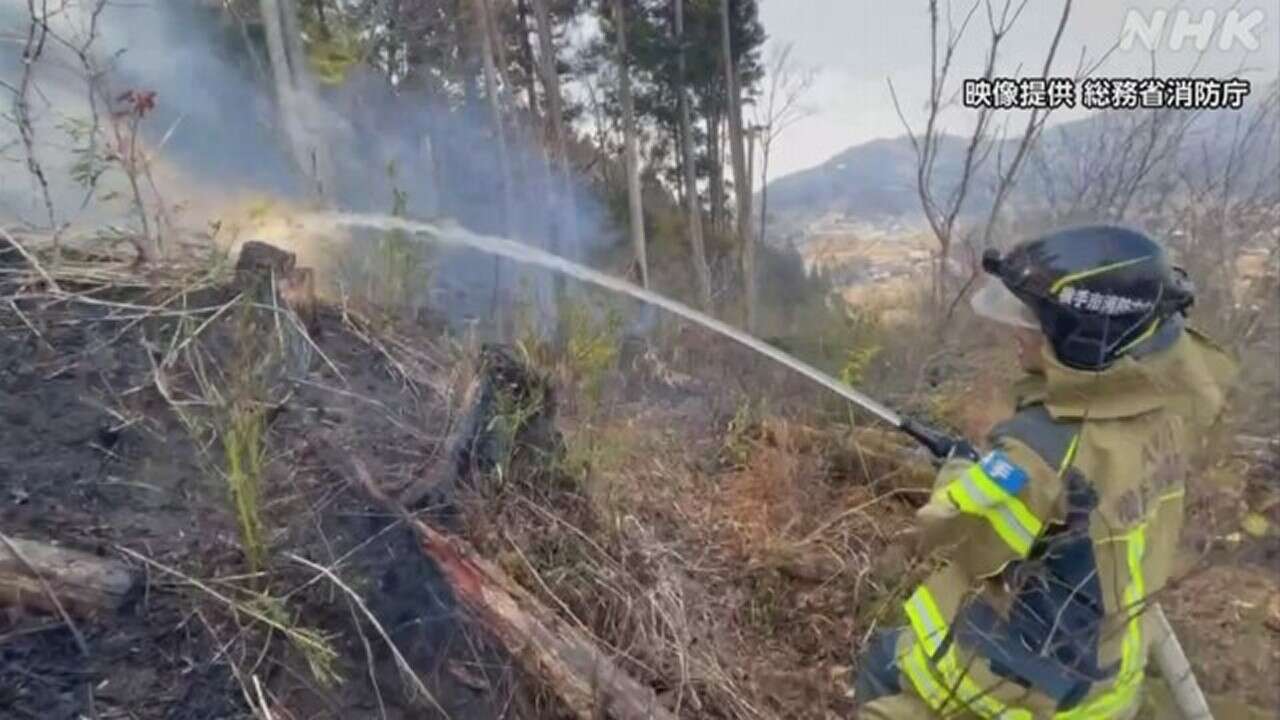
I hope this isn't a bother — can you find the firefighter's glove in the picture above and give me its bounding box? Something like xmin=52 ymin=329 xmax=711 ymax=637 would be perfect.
xmin=928 ymin=437 xmax=980 ymax=469
xmin=947 ymin=439 xmax=980 ymax=463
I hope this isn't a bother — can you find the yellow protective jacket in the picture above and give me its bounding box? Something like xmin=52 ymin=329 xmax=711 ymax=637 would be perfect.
xmin=871 ymin=319 xmax=1237 ymax=719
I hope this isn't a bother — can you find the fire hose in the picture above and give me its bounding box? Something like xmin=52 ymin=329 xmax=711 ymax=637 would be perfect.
xmin=315 ymin=213 xmax=1213 ymax=718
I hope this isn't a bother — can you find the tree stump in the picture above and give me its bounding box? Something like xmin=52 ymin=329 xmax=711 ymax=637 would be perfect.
xmin=403 ymin=344 xmax=564 ymax=509
xmin=234 ymin=240 xmax=319 ymax=378
xmin=235 ymin=240 xmax=297 ymax=277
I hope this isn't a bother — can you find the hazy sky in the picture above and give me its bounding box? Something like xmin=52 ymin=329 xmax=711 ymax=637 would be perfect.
xmin=758 ymin=0 xmax=1279 ymax=180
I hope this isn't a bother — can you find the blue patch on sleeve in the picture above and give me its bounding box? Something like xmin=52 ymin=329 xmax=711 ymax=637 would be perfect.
xmin=980 ymin=450 xmax=1028 ymax=495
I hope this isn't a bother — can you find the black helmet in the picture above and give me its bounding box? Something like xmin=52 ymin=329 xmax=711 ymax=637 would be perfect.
xmin=971 ymin=225 xmax=1194 ymax=370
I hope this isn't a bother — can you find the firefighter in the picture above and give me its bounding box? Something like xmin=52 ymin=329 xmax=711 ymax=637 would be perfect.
xmin=854 ymin=225 xmax=1238 ymax=719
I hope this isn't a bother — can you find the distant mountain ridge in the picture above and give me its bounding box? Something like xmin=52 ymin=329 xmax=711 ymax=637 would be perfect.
xmin=760 ymin=115 xmax=1104 ymax=238
xmin=761 ymin=102 xmax=1273 ymax=244
xmin=764 ymin=134 xmax=991 ymax=228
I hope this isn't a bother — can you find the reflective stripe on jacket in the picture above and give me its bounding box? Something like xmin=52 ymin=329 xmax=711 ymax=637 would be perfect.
xmin=897 ymin=318 xmax=1238 ymax=719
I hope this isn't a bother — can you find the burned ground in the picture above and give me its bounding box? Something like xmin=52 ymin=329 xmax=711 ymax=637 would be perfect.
xmin=0 ymin=250 xmax=1277 ymax=720
xmin=0 ymin=260 xmax=551 ymax=719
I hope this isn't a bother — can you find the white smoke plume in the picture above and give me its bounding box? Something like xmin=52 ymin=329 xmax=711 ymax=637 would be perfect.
xmin=1 ymin=0 xmax=614 ymax=324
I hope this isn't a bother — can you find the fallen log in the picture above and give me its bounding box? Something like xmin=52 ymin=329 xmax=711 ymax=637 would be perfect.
xmin=348 ymin=458 xmax=675 ymax=720
xmin=0 ymin=535 xmax=137 ymax=619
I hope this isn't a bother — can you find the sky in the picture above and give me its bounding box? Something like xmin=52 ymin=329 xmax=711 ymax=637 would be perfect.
xmin=758 ymin=0 xmax=1280 ymax=181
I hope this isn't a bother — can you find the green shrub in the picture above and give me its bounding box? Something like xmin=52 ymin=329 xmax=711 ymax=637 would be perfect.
xmin=563 ymin=297 xmax=622 ymax=405
xmin=516 ymin=291 xmax=623 ymax=411
xmin=334 ymin=165 xmax=433 ymax=321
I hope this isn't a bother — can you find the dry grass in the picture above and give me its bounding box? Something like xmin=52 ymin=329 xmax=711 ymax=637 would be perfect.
xmin=447 ymin=349 xmax=930 ymax=719
xmin=7 ymin=219 xmax=1275 ymax=718
xmin=0 ymin=231 xmax=439 ymax=713
xmin=118 ymin=545 xmax=342 ymax=689
xmin=443 ymin=247 xmax=1277 ymax=718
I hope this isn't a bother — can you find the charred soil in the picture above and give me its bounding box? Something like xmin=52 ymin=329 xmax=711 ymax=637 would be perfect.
xmin=0 ymin=249 xmax=1276 ymax=720
xmin=0 ymin=256 xmax=553 ymax=719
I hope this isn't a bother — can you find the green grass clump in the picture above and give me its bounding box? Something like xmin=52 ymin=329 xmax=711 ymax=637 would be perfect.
xmin=222 ymin=396 xmax=267 ymax=574
xmin=561 ymin=296 xmax=622 ymax=408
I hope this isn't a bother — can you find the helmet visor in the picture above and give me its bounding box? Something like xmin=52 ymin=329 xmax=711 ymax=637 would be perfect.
xmin=971 ymin=277 xmax=1040 ymax=330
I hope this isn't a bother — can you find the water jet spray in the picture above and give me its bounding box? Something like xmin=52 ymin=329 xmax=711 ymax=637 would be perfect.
xmin=305 ymin=211 xmax=975 ymax=461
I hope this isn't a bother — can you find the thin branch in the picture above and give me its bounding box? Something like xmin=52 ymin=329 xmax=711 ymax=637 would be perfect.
xmin=286 ymin=553 xmax=449 ymax=717
xmin=11 ymin=0 xmax=60 ymax=251
xmin=978 ymin=0 xmax=1073 ymax=248
xmin=0 ymin=225 xmax=60 ymax=291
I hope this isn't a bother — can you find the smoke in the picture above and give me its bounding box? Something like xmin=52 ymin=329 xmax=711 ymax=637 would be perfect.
xmin=0 ymin=0 xmax=617 ymax=330
xmin=0 ymin=1 xmax=293 ymax=220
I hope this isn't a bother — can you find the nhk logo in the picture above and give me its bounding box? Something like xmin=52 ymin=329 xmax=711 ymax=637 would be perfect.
xmin=1120 ymin=8 xmax=1266 ymax=52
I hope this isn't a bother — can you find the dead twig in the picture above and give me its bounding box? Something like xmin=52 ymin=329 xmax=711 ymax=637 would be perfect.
xmin=9 ymin=0 xmax=61 ymax=255
xmin=285 ymin=552 xmax=447 ymax=717
xmin=6 ymin=298 xmax=55 ymax=351
xmin=114 ymin=545 xmax=340 ymax=686
xmin=0 ymin=226 xmax=60 ymax=292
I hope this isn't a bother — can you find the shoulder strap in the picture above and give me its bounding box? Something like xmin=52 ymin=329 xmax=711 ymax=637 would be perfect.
xmin=990 ymin=403 xmax=1082 ymax=475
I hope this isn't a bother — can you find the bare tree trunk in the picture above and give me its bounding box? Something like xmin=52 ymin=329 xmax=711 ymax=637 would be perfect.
xmin=674 ymin=0 xmax=712 ymax=309
xmin=613 ymin=0 xmax=649 ymax=288
xmin=474 ymin=0 xmax=517 ymax=233
xmin=531 ymin=0 xmax=574 ymax=217
xmin=311 ymin=0 xmax=329 ymax=36
xmin=706 ymin=101 xmax=725 ymax=233
xmin=14 ymin=2 xmax=59 ymax=256
xmin=259 ymin=0 xmax=333 ymax=200
xmin=754 ymin=44 xmax=818 ymax=249
xmin=421 ymin=121 xmax=444 ymax=217
xmin=224 ymin=1 xmax=269 ymax=84
xmin=456 ymin=1 xmax=481 ymax=111
xmin=483 ymin=0 xmax=534 ymax=225
xmin=278 ymin=0 xmax=312 ymax=95
xmin=758 ymin=140 xmax=770 ymax=246
xmin=530 ymin=0 xmax=576 ymax=347
xmin=720 ymin=0 xmax=754 ymax=331
xmin=473 ymin=0 xmax=517 ymax=336
xmin=516 ymin=0 xmax=556 ymax=239
xmin=279 ymin=0 xmax=335 ymax=197
xmin=260 ymin=0 xmax=308 ymax=184
xmin=510 ymin=0 xmax=557 ymax=328
xmin=516 ymin=0 xmax=543 ymax=127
